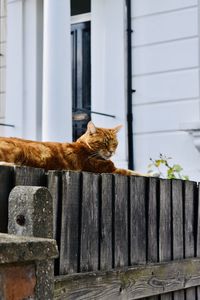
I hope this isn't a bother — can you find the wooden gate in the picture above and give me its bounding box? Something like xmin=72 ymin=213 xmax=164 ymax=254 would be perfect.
xmin=0 ymin=166 xmax=200 ymax=299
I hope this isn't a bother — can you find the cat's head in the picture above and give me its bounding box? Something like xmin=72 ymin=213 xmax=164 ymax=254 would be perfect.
xmin=77 ymin=121 xmax=122 ymax=160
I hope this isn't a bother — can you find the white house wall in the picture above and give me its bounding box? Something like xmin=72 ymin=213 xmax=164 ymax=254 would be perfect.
xmin=0 ymin=0 xmax=6 ymax=134
xmin=132 ymin=0 xmax=200 ymax=180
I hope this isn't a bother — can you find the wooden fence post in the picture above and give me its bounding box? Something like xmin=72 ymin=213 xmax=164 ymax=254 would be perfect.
xmin=8 ymin=186 xmax=54 ymax=299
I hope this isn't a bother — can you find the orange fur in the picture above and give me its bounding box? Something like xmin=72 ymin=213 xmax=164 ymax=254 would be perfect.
xmin=0 ymin=122 xmax=144 ymax=176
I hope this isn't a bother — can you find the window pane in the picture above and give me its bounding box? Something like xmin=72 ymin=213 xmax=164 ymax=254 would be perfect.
xmin=71 ymin=0 xmax=91 ymax=16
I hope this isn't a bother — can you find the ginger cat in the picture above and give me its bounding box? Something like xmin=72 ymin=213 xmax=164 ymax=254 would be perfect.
xmin=0 ymin=122 xmax=144 ymax=176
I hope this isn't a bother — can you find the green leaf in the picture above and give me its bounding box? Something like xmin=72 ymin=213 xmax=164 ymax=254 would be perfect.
xmin=173 ymin=164 xmax=183 ymax=172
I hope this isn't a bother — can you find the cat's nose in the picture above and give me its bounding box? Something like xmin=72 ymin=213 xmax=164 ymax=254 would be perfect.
xmin=109 ymin=151 xmax=115 ymax=157
xmin=110 ymin=150 xmax=115 ymax=155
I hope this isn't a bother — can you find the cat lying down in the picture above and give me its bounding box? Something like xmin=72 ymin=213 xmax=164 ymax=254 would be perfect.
xmin=0 ymin=121 xmax=146 ymax=176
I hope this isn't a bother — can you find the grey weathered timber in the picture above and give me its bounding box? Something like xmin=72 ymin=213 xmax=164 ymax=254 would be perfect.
xmin=0 ymin=166 xmax=14 ymax=232
xmin=47 ymin=171 xmax=62 ymax=275
xmin=100 ymin=173 xmax=113 ymax=270
xmin=197 ymin=183 xmax=200 ymax=299
xmin=184 ymin=180 xmax=196 ymax=299
xmin=59 ymin=171 xmax=81 ymax=274
xmin=130 ymin=176 xmax=146 ymax=264
xmin=172 ymin=180 xmax=184 ymax=300
xmin=47 ymin=171 xmax=62 ymax=240
xmin=148 ymin=177 xmax=159 ymax=300
xmin=14 ymin=165 xmax=46 ymax=186
xmin=159 ymin=179 xmax=172 ymax=300
xmin=114 ymin=174 xmax=128 ymax=268
xmin=8 ymin=185 xmax=55 ymax=299
xmin=0 ymin=166 xmax=200 ymax=298
xmin=80 ymin=172 xmax=100 ymax=272
xmin=54 ymin=258 xmax=200 ymax=300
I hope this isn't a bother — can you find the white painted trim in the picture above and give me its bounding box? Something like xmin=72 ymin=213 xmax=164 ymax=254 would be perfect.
xmin=5 ymin=0 xmax=44 ymax=139
xmin=71 ymin=13 xmax=91 ymax=24
xmin=42 ymin=0 xmax=72 ymax=142
xmin=5 ymin=0 xmax=24 ymax=137
xmin=91 ymin=0 xmax=128 ymax=168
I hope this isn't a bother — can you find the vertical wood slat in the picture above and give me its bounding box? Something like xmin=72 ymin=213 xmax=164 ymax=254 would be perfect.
xmin=114 ymin=174 xmax=128 ymax=268
xmin=14 ymin=166 xmax=46 ymax=186
xmin=59 ymin=171 xmax=81 ymax=275
xmin=47 ymin=171 xmax=62 ymax=275
xmin=80 ymin=172 xmax=100 ymax=272
xmin=0 ymin=166 xmax=14 ymax=232
xmin=148 ymin=177 xmax=159 ymax=300
xmin=47 ymin=171 xmax=61 ymax=240
xmin=159 ymin=179 xmax=173 ymax=300
xmin=196 ymin=183 xmax=200 ymax=299
xmin=130 ymin=176 xmax=146 ymax=265
xmin=100 ymin=174 xmax=113 ymax=270
xmin=184 ymin=180 xmax=196 ymax=300
xmin=172 ymin=180 xmax=185 ymax=300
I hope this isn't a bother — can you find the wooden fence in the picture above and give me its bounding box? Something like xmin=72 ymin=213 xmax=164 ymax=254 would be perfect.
xmin=0 ymin=165 xmax=200 ymax=299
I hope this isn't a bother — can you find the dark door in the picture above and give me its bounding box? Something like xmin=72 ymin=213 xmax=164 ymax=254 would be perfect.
xmin=71 ymin=21 xmax=91 ymax=140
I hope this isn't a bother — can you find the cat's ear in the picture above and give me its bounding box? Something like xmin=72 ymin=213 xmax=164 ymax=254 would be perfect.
xmin=87 ymin=121 xmax=97 ymax=134
xmin=113 ymin=124 xmax=123 ymax=133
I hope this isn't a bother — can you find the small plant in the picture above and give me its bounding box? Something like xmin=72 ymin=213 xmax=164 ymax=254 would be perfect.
xmin=148 ymin=154 xmax=189 ymax=180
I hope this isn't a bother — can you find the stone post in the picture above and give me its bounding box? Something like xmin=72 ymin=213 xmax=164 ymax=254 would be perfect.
xmin=8 ymin=186 xmax=55 ymax=299
xmin=0 ymin=233 xmax=58 ymax=300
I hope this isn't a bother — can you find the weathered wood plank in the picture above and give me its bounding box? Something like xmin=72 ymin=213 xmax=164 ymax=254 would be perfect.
xmin=14 ymin=166 xmax=46 ymax=186
xmin=47 ymin=171 xmax=62 ymax=275
xmin=130 ymin=176 xmax=146 ymax=264
xmin=159 ymin=179 xmax=172 ymax=300
xmin=54 ymin=258 xmax=200 ymax=300
xmin=148 ymin=177 xmax=159 ymax=300
xmin=172 ymin=179 xmax=185 ymax=300
xmin=114 ymin=174 xmax=128 ymax=268
xmin=47 ymin=171 xmax=61 ymax=240
xmin=100 ymin=174 xmax=113 ymax=270
xmin=196 ymin=183 xmax=200 ymax=299
xmin=184 ymin=180 xmax=196 ymax=300
xmin=0 ymin=166 xmax=14 ymax=232
xmin=80 ymin=172 xmax=100 ymax=272
xmin=59 ymin=171 xmax=81 ymax=275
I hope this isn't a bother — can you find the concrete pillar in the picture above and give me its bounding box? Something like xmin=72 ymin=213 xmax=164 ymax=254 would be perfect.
xmin=42 ymin=0 xmax=72 ymax=142
xmin=8 ymin=186 xmax=55 ymax=298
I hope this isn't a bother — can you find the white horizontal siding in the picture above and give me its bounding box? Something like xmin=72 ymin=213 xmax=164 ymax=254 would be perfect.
xmin=0 ymin=67 xmax=5 ymax=92
xmin=0 ymin=42 xmax=5 ymax=67
xmin=0 ymin=0 xmax=6 ymax=16
xmin=134 ymin=132 xmax=200 ymax=181
xmin=133 ymin=38 xmax=199 ymax=75
xmin=0 ymin=0 xmax=6 ymax=122
xmin=132 ymin=0 xmax=197 ymax=18
xmin=0 ymin=17 xmax=6 ymax=41
xmin=131 ymin=0 xmax=200 ymax=181
xmin=133 ymin=7 xmax=198 ymax=46
xmin=133 ymin=69 xmax=199 ymax=105
xmin=133 ymin=100 xmax=200 ymax=134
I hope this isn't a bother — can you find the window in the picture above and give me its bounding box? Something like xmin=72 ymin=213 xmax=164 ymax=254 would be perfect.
xmin=71 ymin=0 xmax=91 ymax=16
